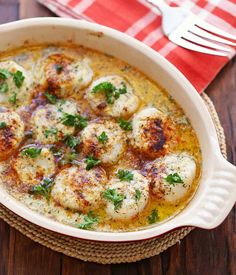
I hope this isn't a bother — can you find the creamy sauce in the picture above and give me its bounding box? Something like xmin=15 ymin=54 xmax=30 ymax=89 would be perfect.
xmin=0 ymin=45 xmax=201 ymax=232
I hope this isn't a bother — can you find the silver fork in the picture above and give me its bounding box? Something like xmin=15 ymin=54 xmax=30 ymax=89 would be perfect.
xmin=147 ymin=0 xmax=236 ymax=56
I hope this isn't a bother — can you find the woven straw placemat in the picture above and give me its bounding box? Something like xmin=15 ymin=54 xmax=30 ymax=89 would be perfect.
xmin=0 ymin=93 xmax=227 ymax=264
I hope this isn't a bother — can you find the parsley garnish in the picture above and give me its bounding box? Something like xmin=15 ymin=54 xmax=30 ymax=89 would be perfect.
xmin=0 ymin=83 xmax=8 ymax=93
xmin=97 ymin=131 xmax=108 ymax=144
xmin=118 ymin=118 xmax=132 ymax=131
xmin=59 ymin=151 xmax=78 ymax=165
xmin=12 ymin=70 xmax=25 ymax=88
xmin=85 ymin=156 xmax=101 ymax=170
xmin=77 ymin=211 xmax=99 ymax=230
xmin=165 ymin=173 xmax=183 ymax=186
xmin=135 ymin=189 xmax=141 ymax=201
xmin=8 ymin=92 xmax=17 ymax=104
xmin=21 ymin=147 xmax=42 ymax=158
xmin=148 ymin=209 xmax=159 ymax=224
xmin=55 ymin=64 xmax=63 ymax=74
xmin=0 ymin=69 xmax=11 ymax=79
xmin=103 ymin=188 xmax=125 ymax=210
xmin=117 ymin=169 xmax=133 ymax=182
xmin=0 ymin=122 xmax=7 ymax=129
xmin=45 ymin=91 xmax=58 ymax=104
xmin=60 ymin=113 xmax=88 ymax=129
xmin=44 ymin=128 xmax=58 ymax=139
xmin=63 ymin=134 xmax=80 ymax=149
xmin=92 ymin=81 xmax=127 ymax=104
xmin=30 ymin=177 xmax=54 ymax=201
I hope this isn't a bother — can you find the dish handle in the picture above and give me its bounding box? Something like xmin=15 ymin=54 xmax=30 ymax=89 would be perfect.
xmin=187 ymin=154 xmax=236 ymax=229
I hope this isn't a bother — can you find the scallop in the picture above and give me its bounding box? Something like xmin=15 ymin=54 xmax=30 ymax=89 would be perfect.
xmin=14 ymin=146 xmax=56 ymax=186
xmin=51 ymin=164 xmax=107 ymax=213
xmin=31 ymin=100 xmax=78 ymax=144
xmin=0 ymin=61 xmax=33 ymax=108
xmin=86 ymin=75 xmax=140 ymax=117
xmin=146 ymin=152 xmax=196 ymax=202
xmin=39 ymin=53 xmax=93 ymax=98
xmin=104 ymin=170 xmax=149 ymax=220
xmin=131 ymin=107 xmax=168 ymax=158
xmin=81 ymin=119 xmax=126 ymax=165
xmin=0 ymin=109 xmax=24 ymax=160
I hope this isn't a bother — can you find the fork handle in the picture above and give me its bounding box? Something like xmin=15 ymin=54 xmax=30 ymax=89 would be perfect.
xmin=147 ymin=0 xmax=171 ymax=14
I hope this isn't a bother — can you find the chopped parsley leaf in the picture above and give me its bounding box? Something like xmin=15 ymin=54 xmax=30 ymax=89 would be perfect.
xmin=118 ymin=118 xmax=132 ymax=131
xmin=165 ymin=173 xmax=184 ymax=186
xmin=30 ymin=177 xmax=54 ymax=201
xmin=85 ymin=155 xmax=101 ymax=170
xmin=8 ymin=92 xmax=17 ymax=104
xmin=21 ymin=147 xmax=42 ymax=158
xmin=103 ymin=188 xmax=125 ymax=210
xmin=117 ymin=169 xmax=133 ymax=182
xmin=12 ymin=70 xmax=25 ymax=88
xmin=45 ymin=91 xmax=58 ymax=104
xmin=59 ymin=151 xmax=78 ymax=165
xmin=148 ymin=209 xmax=159 ymax=224
xmin=92 ymin=81 xmax=127 ymax=104
xmin=0 ymin=122 xmax=7 ymax=129
xmin=0 ymin=69 xmax=11 ymax=79
xmin=54 ymin=64 xmax=63 ymax=74
xmin=44 ymin=128 xmax=58 ymax=139
xmin=97 ymin=131 xmax=108 ymax=144
xmin=135 ymin=189 xmax=141 ymax=201
xmin=63 ymin=134 xmax=80 ymax=149
xmin=60 ymin=113 xmax=88 ymax=129
xmin=0 ymin=83 xmax=9 ymax=93
xmin=77 ymin=211 xmax=99 ymax=230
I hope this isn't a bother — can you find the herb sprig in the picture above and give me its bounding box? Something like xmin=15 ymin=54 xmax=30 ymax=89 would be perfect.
xmin=44 ymin=128 xmax=58 ymax=139
xmin=148 ymin=209 xmax=159 ymax=224
xmin=103 ymin=188 xmax=125 ymax=210
xmin=77 ymin=211 xmax=99 ymax=230
xmin=97 ymin=131 xmax=108 ymax=144
xmin=45 ymin=91 xmax=58 ymax=104
xmin=92 ymin=81 xmax=127 ymax=104
xmin=60 ymin=113 xmax=88 ymax=129
xmin=30 ymin=177 xmax=54 ymax=201
xmin=165 ymin=173 xmax=184 ymax=186
xmin=21 ymin=147 xmax=42 ymax=158
xmin=63 ymin=134 xmax=80 ymax=149
xmin=118 ymin=119 xmax=132 ymax=131
xmin=0 ymin=122 xmax=7 ymax=129
xmin=117 ymin=169 xmax=133 ymax=182
xmin=85 ymin=156 xmax=101 ymax=170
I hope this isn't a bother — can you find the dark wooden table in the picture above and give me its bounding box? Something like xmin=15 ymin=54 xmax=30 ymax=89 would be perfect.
xmin=0 ymin=1 xmax=235 ymax=275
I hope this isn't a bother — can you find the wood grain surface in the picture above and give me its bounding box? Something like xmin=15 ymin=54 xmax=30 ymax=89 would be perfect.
xmin=0 ymin=1 xmax=235 ymax=274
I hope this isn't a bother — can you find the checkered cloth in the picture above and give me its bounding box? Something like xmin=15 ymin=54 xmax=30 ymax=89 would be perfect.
xmin=38 ymin=0 xmax=236 ymax=93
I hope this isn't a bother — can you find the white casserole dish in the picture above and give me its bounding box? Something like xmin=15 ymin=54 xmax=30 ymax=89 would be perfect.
xmin=0 ymin=18 xmax=235 ymax=242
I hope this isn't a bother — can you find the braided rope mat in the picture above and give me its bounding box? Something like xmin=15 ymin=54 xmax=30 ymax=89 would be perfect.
xmin=0 ymin=93 xmax=227 ymax=264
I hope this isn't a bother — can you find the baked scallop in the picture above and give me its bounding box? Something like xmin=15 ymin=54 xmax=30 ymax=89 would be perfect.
xmin=0 ymin=109 xmax=24 ymax=160
xmin=31 ymin=100 xmax=78 ymax=144
xmin=80 ymin=119 xmax=126 ymax=165
xmin=51 ymin=164 xmax=107 ymax=213
xmin=0 ymin=61 xmax=32 ymax=108
xmin=14 ymin=146 xmax=56 ymax=187
xmin=86 ymin=75 xmax=140 ymax=117
xmin=131 ymin=107 xmax=169 ymax=158
xmin=146 ymin=152 xmax=196 ymax=202
xmin=39 ymin=53 xmax=93 ymax=98
xmin=104 ymin=170 xmax=149 ymax=220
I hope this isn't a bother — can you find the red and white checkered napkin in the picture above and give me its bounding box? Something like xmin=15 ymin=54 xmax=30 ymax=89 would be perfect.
xmin=38 ymin=0 xmax=236 ymax=93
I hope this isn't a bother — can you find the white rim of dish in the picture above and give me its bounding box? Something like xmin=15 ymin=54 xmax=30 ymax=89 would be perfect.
xmin=0 ymin=18 xmax=235 ymax=242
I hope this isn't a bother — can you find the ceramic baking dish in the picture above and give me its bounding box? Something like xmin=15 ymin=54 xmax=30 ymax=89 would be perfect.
xmin=0 ymin=18 xmax=235 ymax=242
